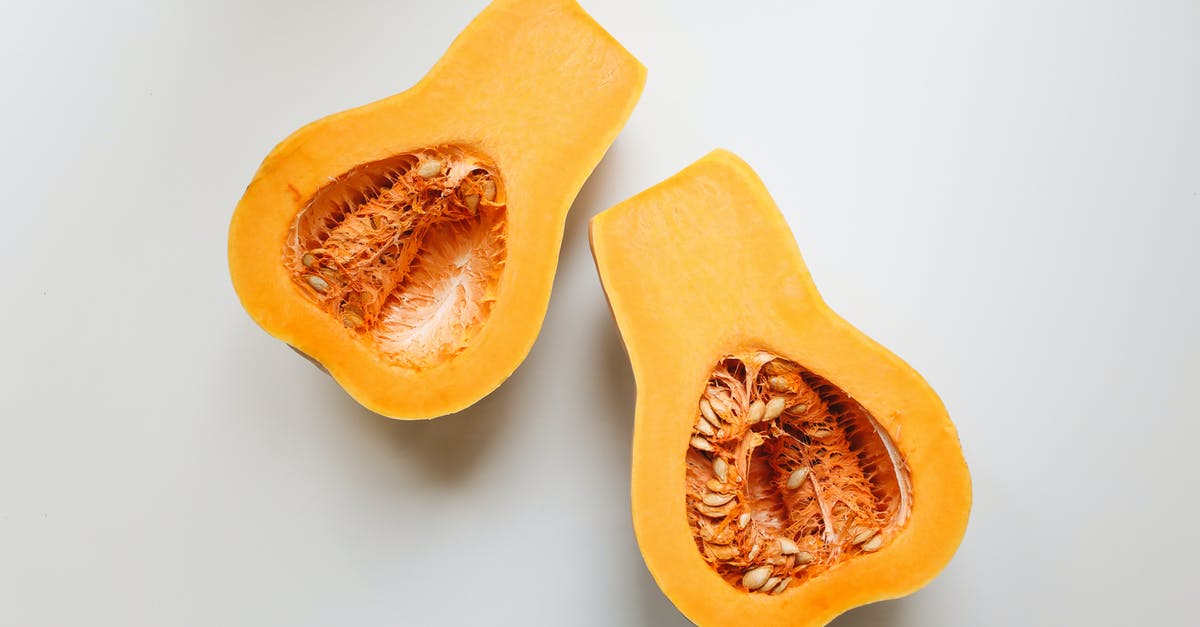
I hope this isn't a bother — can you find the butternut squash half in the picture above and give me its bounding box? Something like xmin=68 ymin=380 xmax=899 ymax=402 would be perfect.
xmin=590 ymin=151 xmax=970 ymax=626
xmin=228 ymin=0 xmax=644 ymax=418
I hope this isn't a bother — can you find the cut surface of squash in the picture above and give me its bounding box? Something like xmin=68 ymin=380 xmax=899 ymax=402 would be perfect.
xmin=285 ymin=146 xmax=506 ymax=370
xmin=590 ymin=150 xmax=970 ymax=626
xmin=686 ymin=352 xmax=911 ymax=593
xmin=229 ymin=0 xmax=645 ymax=418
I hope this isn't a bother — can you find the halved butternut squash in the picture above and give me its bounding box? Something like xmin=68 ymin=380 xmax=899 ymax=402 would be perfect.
xmin=228 ymin=0 xmax=645 ymax=418
xmin=590 ymin=150 xmax=970 ymax=626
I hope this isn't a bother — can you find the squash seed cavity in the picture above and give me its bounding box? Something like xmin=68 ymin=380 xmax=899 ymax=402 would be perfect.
xmin=685 ymin=352 xmax=912 ymax=593
xmin=285 ymin=146 xmax=506 ymax=369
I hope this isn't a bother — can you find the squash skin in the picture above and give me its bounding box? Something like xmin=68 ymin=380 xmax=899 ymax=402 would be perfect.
xmin=228 ymin=0 xmax=645 ymax=419
xmin=590 ymin=150 xmax=971 ymax=626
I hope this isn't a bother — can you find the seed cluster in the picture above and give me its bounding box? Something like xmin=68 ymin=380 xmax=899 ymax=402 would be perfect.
xmin=685 ymin=352 xmax=911 ymax=594
xmin=286 ymin=147 xmax=506 ymax=367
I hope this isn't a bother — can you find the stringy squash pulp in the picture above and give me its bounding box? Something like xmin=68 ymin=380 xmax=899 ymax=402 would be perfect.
xmin=686 ymin=352 xmax=911 ymax=595
xmin=286 ymin=147 xmax=506 ymax=370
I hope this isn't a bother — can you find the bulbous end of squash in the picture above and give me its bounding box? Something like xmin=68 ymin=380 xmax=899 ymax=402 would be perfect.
xmin=590 ymin=150 xmax=971 ymax=626
xmin=228 ymin=0 xmax=645 ymax=419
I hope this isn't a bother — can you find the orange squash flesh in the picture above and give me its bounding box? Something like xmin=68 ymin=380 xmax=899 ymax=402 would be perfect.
xmin=228 ymin=0 xmax=645 ymax=419
xmin=590 ymin=150 xmax=971 ymax=626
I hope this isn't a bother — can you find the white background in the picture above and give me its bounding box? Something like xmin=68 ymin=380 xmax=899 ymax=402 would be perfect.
xmin=1 ymin=0 xmax=1197 ymax=625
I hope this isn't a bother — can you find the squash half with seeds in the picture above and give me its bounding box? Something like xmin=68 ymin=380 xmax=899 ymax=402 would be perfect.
xmin=590 ymin=150 xmax=971 ymax=626
xmin=228 ymin=0 xmax=645 ymax=418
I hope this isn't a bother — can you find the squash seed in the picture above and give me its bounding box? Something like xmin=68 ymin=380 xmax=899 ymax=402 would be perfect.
xmin=482 ymin=178 xmax=497 ymax=201
xmin=746 ymin=542 xmax=761 ymax=562
xmin=742 ymin=566 xmax=772 ymax=591
xmin=301 ymin=253 xmax=316 ymax=268
xmin=794 ymin=551 xmax=815 ymax=565
xmin=705 ymin=479 xmax=726 ymax=492
xmin=696 ymin=417 xmax=715 ymax=437
xmin=465 ymin=193 xmax=480 ymax=214
xmin=738 ymin=513 xmax=751 ymax=529
xmin=698 ymin=500 xmax=736 ymax=518
xmin=708 ymin=543 xmax=739 ymax=561
xmin=787 ymin=467 xmax=810 ymax=490
xmin=690 ymin=436 xmax=714 ymax=452
xmin=306 ymin=275 xmax=329 ymax=293
xmin=712 ymin=457 xmax=728 ymax=482
xmin=789 ymin=402 xmax=809 ymax=413
xmin=702 ymin=492 xmax=735 ymax=507
xmin=763 ymin=577 xmax=782 ymax=592
xmin=417 ymin=158 xmax=442 ymax=178
xmin=861 ymin=535 xmax=883 ymax=552
xmin=700 ymin=399 xmax=718 ymax=425
xmin=342 ymin=311 xmax=365 ymax=329
xmin=764 ymin=396 xmax=786 ymax=421
xmin=747 ymin=400 xmax=766 ymax=423
xmin=851 ymin=530 xmax=876 ymax=545
xmin=778 ymin=538 xmax=800 ymax=555
xmin=767 ymin=375 xmax=789 ymax=392
xmin=318 ymin=266 xmax=345 ymax=287
xmin=773 ymin=578 xmax=791 ymax=594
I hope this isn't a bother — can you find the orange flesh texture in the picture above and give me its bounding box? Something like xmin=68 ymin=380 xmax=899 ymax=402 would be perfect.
xmin=589 ymin=150 xmax=970 ymax=626
xmin=228 ymin=0 xmax=645 ymax=418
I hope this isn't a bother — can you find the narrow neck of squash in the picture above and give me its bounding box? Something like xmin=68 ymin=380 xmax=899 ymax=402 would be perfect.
xmin=591 ymin=152 xmax=823 ymax=375
xmin=403 ymin=0 xmax=644 ymax=161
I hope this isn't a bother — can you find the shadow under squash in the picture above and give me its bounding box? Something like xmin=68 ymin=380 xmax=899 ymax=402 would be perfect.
xmin=828 ymin=597 xmax=912 ymax=626
xmin=334 ymin=367 xmax=520 ymax=487
xmin=560 ymin=139 xmax=635 ymax=268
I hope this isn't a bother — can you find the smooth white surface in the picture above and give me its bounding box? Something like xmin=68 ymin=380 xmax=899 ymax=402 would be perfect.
xmin=1 ymin=1 xmax=1197 ymax=625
